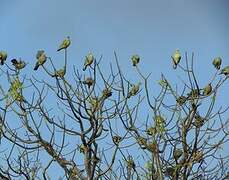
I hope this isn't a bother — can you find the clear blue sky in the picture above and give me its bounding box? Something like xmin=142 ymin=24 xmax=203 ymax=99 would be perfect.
xmin=1 ymin=0 xmax=229 ymax=86
xmin=1 ymin=0 xmax=228 ymax=178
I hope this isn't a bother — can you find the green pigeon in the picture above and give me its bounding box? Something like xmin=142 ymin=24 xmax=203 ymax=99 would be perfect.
xmin=203 ymin=83 xmax=212 ymax=96
xmin=57 ymin=36 xmax=71 ymax=51
xmin=146 ymin=127 xmax=157 ymax=136
xmin=34 ymin=50 xmax=47 ymax=70
xmin=220 ymin=66 xmax=229 ymax=76
xmin=136 ymin=136 xmax=147 ymax=149
xmin=82 ymin=77 xmax=94 ymax=88
xmin=11 ymin=59 xmax=26 ymax=70
xmin=126 ymin=156 xmax=136 ymax=170
xmin=83 ymin=53 xmax=94 ymax=71
xmin=102 ymin=88 xmax=112 ymax=99
xmin=127 ymin=82 xmax=141 ymax=98
xmin=52 ymin=68 xmax=66 ymax=78
xmin=131 ymin=54 xmax=140 ymax=66
xmin=194 ymin=115 xmax=204 ymax=128
xmin=173 ymin=149 xmax=183 ymax=161
xmin=212 ymin=57 xmax=222 ymax=70
xmin=171 ymin=49 xmax=181 ymax=69
xmin=0 ymin=51 xmax=7 ymax=65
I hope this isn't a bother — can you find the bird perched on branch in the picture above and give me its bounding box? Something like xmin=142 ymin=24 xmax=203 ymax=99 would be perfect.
xmin=57 ymin=36 xmax=71 ymax=51
xmin=212 ymin=57 xmax=222 ymax=70
xmin=146 ymin=127 xmax=157 ymax=136
xmin=127 ymin=82 xmax=141 ymax=98
xmin=203 ymin=83 xmax=212 ymax=96
xmin=219 ymin=66 xmax=229 ymax=76
xmin=0 ymin=51 xmax=7 ymax=65
xmin=102 ymin=88 xmax=112 ymax=99
xmin=131 ymin=54 xmax=140 ymax=66
xmin=34 ymin=50 xmax=47 ymax=70
xmin=126 ymin=156 xmax=136 ymax=171
xmin=52 ymin=68 xmax=66 ymax=78
xmin=82 ymin=77 xmax=94 ymax=88
xmin=194 ymin=114 xmax=204 ymax=128
xmin=136 ymin=136 xmax=147 ymax=149
xmin=171 ymin=49 xmax=181 ymax=69
xmin=11 ymin=59 xmax=26 ymax=70
xmin=83 ymin=53 xmax=94 ymax=71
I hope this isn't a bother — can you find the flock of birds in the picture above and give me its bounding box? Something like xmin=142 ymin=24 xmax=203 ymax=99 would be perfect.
xmin=0 ymin=36 xmax=95 ymax=78
xmin=0 ymin=37 xmax=228 ymax=99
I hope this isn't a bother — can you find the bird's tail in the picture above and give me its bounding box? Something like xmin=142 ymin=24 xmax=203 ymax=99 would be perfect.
xmin=11 ymin=59 xmax=18 ymax=64
xmin=57 ymin=47 xmax=62 ymax=51
xmin=171 ymin=57 xmax=177 ymax=69
xmin=0 ymin=60 xmax=4 ymax=65
xmin=83 ymin=66 xmax=87 ymax=71
xmin=34 ymin=63 xmax=39 ymax=70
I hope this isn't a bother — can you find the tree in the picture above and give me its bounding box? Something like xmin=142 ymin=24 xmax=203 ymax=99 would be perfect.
xmin=0 ymin=44 xmax=228 ymax=180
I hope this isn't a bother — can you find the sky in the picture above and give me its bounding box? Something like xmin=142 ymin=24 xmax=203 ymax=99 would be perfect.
xmin=0 ymin=0 xmax=229 ymax=85
xmin=0 ymin=0 xmax=229 ymax=178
